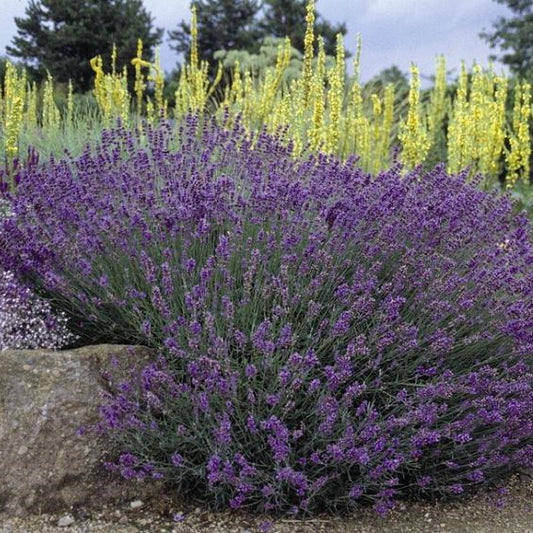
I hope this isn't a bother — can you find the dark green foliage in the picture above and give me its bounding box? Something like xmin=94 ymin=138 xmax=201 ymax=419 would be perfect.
xmin=480 ymin=0 xmax=533 ymax=80
xmin=6 ymin=0 xmax=163 ymax=93
xmin=168 ymin=0 xmax=263 ymax=67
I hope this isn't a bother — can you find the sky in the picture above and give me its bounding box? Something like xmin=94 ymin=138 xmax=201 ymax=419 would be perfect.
xmin=0 ymin=0 xmax=513 ymax=83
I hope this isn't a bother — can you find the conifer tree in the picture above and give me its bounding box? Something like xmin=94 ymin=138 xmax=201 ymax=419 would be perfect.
xmin=480 ymin=0 xmax=533 ymax=80
xmin=7 ymin=0 xmax=163 ymax=92
xmin=168 ymin=0 xmax=262 ymax=67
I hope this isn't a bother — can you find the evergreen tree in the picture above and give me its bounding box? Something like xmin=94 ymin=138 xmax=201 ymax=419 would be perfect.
xmin=168 ymin=0 xmax=262 ymax=67
xmin=259 ymin=0 xmax=348 ymax=57
xmin=7 ymin=0 xmax=163 ymax=93
xmin=480 ymin=0 xmax=533 ymax=79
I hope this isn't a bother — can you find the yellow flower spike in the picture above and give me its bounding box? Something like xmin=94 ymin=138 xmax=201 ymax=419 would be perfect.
xmin=469 ymin=63 xmax=485 ymax=164
xmin=146 ymin=98 xmax=154 ymax=124
xmin=153 ymin=48 xmax=166 ymax=117
xmin=25 ymin=81 xmax=38 ymax=129
xmin=111 ymin=43 xmax=117 ymax=77
xmin=399 ymin=64 xmax=430 ymax=170
xmin=133 ymin=38 xmax=146 ymax=114
xmin=42 ymin=71 xmax=60 ymax=129
xmin=3 ymin=61 xmax=26 ymax=159
xmin=302 ymin=0 xmax=316 ymax=106
xmin=177 ymin=4 xmax=212 ymax=116
xmin=5 ymin=95 xmax=24 ymax=158
xmin=90 ymin=55 xmax=107 ymax=117
xmin=66 ymin=79 xmax=74 ymax=127
xmin=447 ymin=62 xmax=469 ymax=175
xmin=345 ymin=34 xmax=372 ymax=168
xmin=327 ymin=33 xmax=345 ymax=154
xmin=427 ymin=55 xmax=447 ymax=145
xmin=243 ymin=69 xmax=254 ymax=122
xmin=506 ymin=81 xmax=531 ymax=187
xmin=486 ymin=75 xmax=507 ymax=177
xmin=190 ymin=4 xmax=199 ymax=69
xmin=174 ymin=70 xmax=188 ymax=118
xmin=119 ymin=66 xmax=129 ymax=124
xmin=309 ymin=35 xmax=326 ymax=152
xmin=230 ymin=61 xmax=243 ymax=105
xmin=475 ymin=68 xmax=505 ymax=180
xmin=371 ymin=83 xmax=394 ymax=173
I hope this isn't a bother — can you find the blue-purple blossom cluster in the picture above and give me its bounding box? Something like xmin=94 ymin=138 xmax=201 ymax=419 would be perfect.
xmin=1 ymin=116 xmax=532 ymax=515
xmin=1 ymin=186 xmax=77 ymax=350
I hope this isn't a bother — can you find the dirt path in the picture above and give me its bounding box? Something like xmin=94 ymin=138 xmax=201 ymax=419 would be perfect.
xmin=1 ymin=474 xmax=532 ymax=532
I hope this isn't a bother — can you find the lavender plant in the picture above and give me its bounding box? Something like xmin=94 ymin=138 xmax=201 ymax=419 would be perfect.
xmin=0 ymin=151 xmax=77 ymax=351
xmin=1 ymin=116 xmax=532 ymax=516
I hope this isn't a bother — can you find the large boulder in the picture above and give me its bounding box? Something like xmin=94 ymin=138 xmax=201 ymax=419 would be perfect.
xmin=0 ymin=344 xmax=165 ymax=517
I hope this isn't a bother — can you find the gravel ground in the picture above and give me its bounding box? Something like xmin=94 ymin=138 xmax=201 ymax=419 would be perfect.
xmin=1 ymin=473 xmax=532 ymax=533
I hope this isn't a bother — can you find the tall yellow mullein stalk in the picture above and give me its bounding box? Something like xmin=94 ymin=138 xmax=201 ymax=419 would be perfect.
xmin=90 ymin=51 xmax=130 ymax=125
xmin=399 ymin=64 xmax=430 ymax=170
xmin=427 ymin=55 xmax=447 ymax=145
xmin=506 ymin=81 xmax=531 ymax=187
xmin=301 ymin=0 xmax=316 ymax=106
xmin=90 ymin=55 xmax=109 ymax=117
xmin=268 ymin=91 xmax=291 ymax=140
xmin=369 ymin=93 xmax=383 ymax=173
xmin=447 ymin=62 xmax=470 ymax=174
xmin=3 ymin=61 xmax=26 ymax=158
xmin=257 ymin=37 xmax=291 ymax=124
xmin=153 ymin=49 xmax=166 ymax=118
xmin=42 ymin=71 xmax=61 ymax=129
xmin=346 ymin=36 xmax=371 ymax=169
xmin=287 ymin=77 xmax=306 ymax=155
xmin=242 ymin=69 xmax=255 ymax=124
xmin=485 ymin=75 xmax=508 ymax=178
xmin=132 ymin=39 xmax=147 ymax=114
xmin=228 ymin=61 xmax=244 ymax=107
xmin=174 ymin=5 xmax=222 ymax=117
xmin=309 ymin=36 xmax=326 ymax=152
xmin=66 ymin=79 xmax=74 ymax=128
xmin=467 ymin=63 xmax=503 ymax=177
xmin=326 ymin=33 xmax=345 ymax=154
xmin=190 ymin=4 xmax=199 ymax=70
xmin=118 ymin=66 xmax=130 ymax=123
xmin=476 ymin=69 xmax=507 ymax=179
xmin=380 ymin=83 xmax=395 ymax=167
xmin=447 ymin=63 xmax=511 ymax=184
xmin=24 ymin=81 xmax=38 ymax=129
xmin=188 ymin=4 xmax=206 ymax=110
xmin=367 ymin=84 xmax=394 ymax=174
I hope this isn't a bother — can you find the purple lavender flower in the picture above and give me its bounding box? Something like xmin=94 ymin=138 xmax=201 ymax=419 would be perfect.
xmin=3 ymin=117 xmax=532 ymax=517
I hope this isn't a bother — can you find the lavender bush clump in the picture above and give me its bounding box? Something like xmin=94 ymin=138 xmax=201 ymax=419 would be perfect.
xmin=0 ymin=196 xmax=77 ymax=350
xmin=1 ymin=116 xmax=532 ymax=515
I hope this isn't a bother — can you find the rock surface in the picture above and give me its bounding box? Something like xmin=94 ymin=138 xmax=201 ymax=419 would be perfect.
xmin=0 ymin=344 xmax=164 ymax=517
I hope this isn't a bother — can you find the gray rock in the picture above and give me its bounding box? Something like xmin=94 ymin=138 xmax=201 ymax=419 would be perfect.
xmin=57 ymin=514 xmax=75 ymax=527
xmin=0 ymin=344 xmax=165 ymax=517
